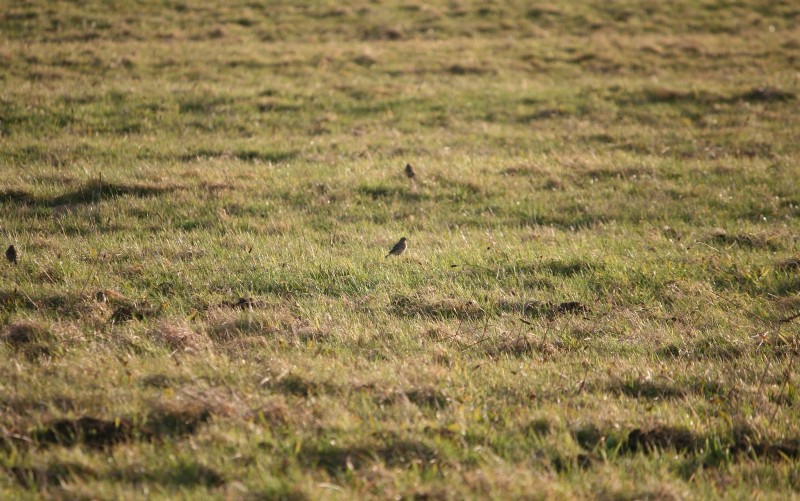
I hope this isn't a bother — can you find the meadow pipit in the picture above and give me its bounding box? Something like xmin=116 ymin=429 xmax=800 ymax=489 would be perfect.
xmin=385 ymin=237 xmax=408 ymax=258
xmin=6 ymin=245 xmax=17 ymax=264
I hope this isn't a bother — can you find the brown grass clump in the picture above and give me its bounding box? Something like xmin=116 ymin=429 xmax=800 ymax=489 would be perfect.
xmin=221 ymin=335 xmax=270 ymax=355
xmin=430 ymin=346 xmax=452 ymax=366
xmin=147 ymin=320 xmax=211 ymax=352
xmin=253 ymin=397 xmax=290 ymax=427
xmin=148 ymin=386 xmax=246 ymax=430
xmin=207 ymin=308 xmax=332 ymax=347
xmin=4 ymin=320 xmax=52 ymax=345
xmin=2 ymin=320 xmax=61 ymax=359
xmin=94 ymin=288 xmax=130 ymax=305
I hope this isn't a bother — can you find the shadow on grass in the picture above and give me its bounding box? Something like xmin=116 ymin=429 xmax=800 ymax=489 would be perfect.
xmin=543 ymin=257 xmax=603 ymax=276
xmin=516 ymin=211 xmax=608 ymax=230
xmin=618 ymin=86 xmax=795 ymax=106
xmin=7 ymin=462 xmax=97 ymax=490
xmin=390 ymin=295 xmax=589 ymax=320
xmin=299 ymin=438 xmax=438 ymax=474
xmin=109 ymin=461 xmax=225 ymax=488
xmin=495 ymin=300 xmax=589 ymax=318
xmin=705 ymin=229 xmax=782 ymax=250
xmin=23 ymin=402 xmax=212 ymax=449
xmin=378 ymin=387 xmax=450 ymax=410
xmin=390 ymin=296 xmax=486 ymax=320
xmin=657 ymin=336 xmax=744 ymax=360
xmin=574 ymin=423 xmax=800 ymax=466
xmin=357 ymin=183 xmax=426 ymax=201
xmin=607 ymin=377 xmax=726 ymax=400
xmin=712 ymin=266 xmax=800 ymax=298
xmin=7 ymin=459 xmax=224 ymax=489
xmin=178 ymin=148 xmax=297 ymax=163
xmin=0 ymin=179 xmax=176 ymax=208
xmin=29 ymin=417 xmax=138 ymax=449
xmin=267 ymin=373 xmax=339 ymax=398
xmin=2 ymin=320 xmax=64 ymax=360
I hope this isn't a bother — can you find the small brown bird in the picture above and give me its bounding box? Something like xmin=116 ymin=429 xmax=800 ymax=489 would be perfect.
xmin=404 ymin=163 xmax=416 ymax=179
xmin=385 ymin=237 xmax=408 ymax=258
xmin=6 ymin=245 xmax=17 ymax=264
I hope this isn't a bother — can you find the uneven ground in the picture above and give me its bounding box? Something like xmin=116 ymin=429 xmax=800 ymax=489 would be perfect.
xmin=1 ymin=1 xmax=800 ymax=499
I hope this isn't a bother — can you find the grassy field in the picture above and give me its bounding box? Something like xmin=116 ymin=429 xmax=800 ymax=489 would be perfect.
xmin=1 ymin=1 xmax=800 ymax=499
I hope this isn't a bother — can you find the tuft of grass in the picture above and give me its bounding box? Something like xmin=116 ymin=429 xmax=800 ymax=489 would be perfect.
xmin=147 ymin=319 xmax=211 ymax=352
xmin=2 ymin=320 xmax=63 ymax=359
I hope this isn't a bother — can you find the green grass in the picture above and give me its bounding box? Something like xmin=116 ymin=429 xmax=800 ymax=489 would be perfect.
xmin=2 ymin=0 xmax=800 ymax=498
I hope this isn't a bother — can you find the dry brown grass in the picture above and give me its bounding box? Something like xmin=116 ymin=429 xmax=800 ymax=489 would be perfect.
xmin=147 ymin=320 xmax=211 ymax=352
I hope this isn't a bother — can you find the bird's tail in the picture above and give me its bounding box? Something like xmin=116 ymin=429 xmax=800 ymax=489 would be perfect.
xmin=385 ymin=253 xmax=390 ymax=258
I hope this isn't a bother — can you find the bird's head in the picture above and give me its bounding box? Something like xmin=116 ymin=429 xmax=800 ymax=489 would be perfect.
xmin=400 ymin=237 xmax=407 ymax=242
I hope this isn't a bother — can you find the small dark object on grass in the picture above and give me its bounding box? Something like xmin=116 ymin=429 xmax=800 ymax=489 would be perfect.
xmin=110 ymin=305 xmax=145 ymax=323
xmin=556 ymin=301 xmax=588 ymax=314
xmin=623 ymin=426 xmax=698 ymax=454
xmin=6 ymin=245 xmax=17 ymax=264
xmin=386 ymin=237 xmax=408 ymax=258
xmin=405 ymin=163 xmax=416 ymax=179
xmin=741 ymin=86 xmax=795 ymax=103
